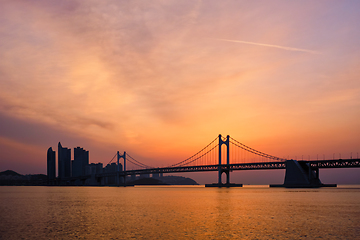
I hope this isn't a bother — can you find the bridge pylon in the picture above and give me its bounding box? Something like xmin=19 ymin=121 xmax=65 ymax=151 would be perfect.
xmin=206 ymin=134 xmax=242 ymax=187
xmin=218 ymin=134 xmax=230 ymax=185
xmin=270 ymin=160 xmax=337 ymax=188
xmin=117 ymin=151 xmax=126 ymax=186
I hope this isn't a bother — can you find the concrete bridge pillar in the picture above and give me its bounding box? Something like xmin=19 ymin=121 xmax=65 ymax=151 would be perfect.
xmin=226 ymin=170 xmax=230 ymax=184
xmin=218 ymin=134 xmax=230 ymax=185
xmin=270 ymin=160 xmax=336 ymax=188
xmin=117 ymin=151 xmax=126 ymax=186
xmin=205 ymin=135 xmax=242 ymax=187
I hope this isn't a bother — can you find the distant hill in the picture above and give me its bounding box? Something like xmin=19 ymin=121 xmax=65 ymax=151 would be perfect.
xmin=128 ymin=175 xmax=198 ymax=186
xmin=0 ymin=170 xmax=22 ymax=176
xmin=128 ymin=178 xmax=167 ymax=185
xmin=0 ymin=170 xmax=47 ymax=186
xmin=159 ymin=176 xmax=198 ymax=185
xmin=0 ymin=170 xmax=198 ymax=186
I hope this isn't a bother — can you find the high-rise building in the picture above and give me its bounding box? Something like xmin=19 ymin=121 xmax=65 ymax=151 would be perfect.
xmin=47 ymin=147 xmax=56 ymax=180
xmin=85 ymin=163 xmax=103 ymax=175
xmin=58 ymin=142 xmax=71 ymax=179
xmin=104 ymin=163 xmax=119 ymax=185
xmin=72 ymin=147 xmax=89 ymax=177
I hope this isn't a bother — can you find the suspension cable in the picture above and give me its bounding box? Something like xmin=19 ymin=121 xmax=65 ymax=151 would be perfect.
xmin=106 ymin=153 xmax=118 ymax=166
xmin=166 ymin=136 xmax=219 ymax=167
xmin=126 ymin=153 xmax=153 ymax=169
xmin=229 ymin=137 xmax=286 ymax=161
xmin=178 ymin=144 xmax=219 ymax=167
xmin=126 ymin=158 xmax=149 ymax=169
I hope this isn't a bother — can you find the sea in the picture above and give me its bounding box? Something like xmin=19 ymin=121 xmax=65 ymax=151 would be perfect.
xmin=1 ymin=185 xmax=359 ymax=239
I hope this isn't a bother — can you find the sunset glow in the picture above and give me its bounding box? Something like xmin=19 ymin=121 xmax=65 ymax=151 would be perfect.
xmin=0 ymin=1 xmax=359 ymax=183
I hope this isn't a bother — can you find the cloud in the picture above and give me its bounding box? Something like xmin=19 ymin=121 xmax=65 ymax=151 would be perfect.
xmin=1 ymin=0 xmax=360 ymax=177
xmin=215 ymin=38 xmax=320 ymax=54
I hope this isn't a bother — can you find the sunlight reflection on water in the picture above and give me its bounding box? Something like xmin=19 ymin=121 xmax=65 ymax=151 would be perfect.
xmin=1 ymin=186 xmax=359 ymax=239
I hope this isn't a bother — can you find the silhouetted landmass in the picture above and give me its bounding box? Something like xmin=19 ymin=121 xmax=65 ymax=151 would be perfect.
xmin=0 ymin=170 xmax=22 ymax=176
xmin=128 ymin=178 xmax=167 ymax=185
xmin=159 ymin=176 xmax=198 ymax=185
xmin=0 ymin=170 xmax=47 ymax=186
xmin=128 ymin=176 xmax=199 ymax=186
xmin=0 ymin=170 xmax=198 ymax=186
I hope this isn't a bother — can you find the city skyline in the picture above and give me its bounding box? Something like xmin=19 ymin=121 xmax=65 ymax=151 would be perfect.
xmin=0 ymin=1 xmax=360 ymax=184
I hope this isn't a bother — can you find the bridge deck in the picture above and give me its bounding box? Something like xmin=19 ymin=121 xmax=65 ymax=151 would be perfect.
xmin=95 ymin=158 xmax=360 ymax=178
xmin=57 ymin=159 xmax=360 ymax=181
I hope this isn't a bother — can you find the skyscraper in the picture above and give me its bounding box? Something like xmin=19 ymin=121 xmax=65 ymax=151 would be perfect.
xmin=72 ymin=147 xmax=89 ymax=177
xmin=47 ymin=147 xmax=56 ymax=180
xmin=58 ymin=142 xmax=71 ymax=179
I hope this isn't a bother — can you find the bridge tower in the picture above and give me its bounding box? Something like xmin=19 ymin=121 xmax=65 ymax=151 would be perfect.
xmin=117 ymin=151 xmax=126 ymax=186
xmin=270 ymin=160 xmax=337 ymax=188
xmin=218 ymin=134 xmax=230 ymax=185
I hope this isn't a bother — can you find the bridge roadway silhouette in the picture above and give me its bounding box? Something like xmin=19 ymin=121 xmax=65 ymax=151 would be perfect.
xmin=65 ymin=134 xmax=360 ymax=187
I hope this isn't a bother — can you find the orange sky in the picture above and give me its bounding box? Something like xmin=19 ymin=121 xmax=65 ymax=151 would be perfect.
xmin=0 ymin=1 xmax=359 ymax=183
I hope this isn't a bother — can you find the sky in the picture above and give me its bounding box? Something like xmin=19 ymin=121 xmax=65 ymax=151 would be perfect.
xmin=0 ymin=0 xmax=359 ymax=184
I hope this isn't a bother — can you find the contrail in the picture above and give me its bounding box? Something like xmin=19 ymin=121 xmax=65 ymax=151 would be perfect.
xmin=216 ymin=38 xmax=320 ymax=54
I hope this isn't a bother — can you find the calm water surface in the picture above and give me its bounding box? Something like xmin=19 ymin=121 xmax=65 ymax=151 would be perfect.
xmin=1 ymin=185 xmax=359 ymax=239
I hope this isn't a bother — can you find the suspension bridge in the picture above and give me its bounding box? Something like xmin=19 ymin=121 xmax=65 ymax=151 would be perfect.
xmin=64 ymin=134 xmax=360 ymax=187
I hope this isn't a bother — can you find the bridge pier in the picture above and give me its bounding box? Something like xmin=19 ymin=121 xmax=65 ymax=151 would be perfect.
xmin=270 ymin=160 xmax=337 ymax=188
xmin=206 ymin=134 xmax=243 ymax=187
xmin=217 ymin=135 xmax=229 ymax=185
xmin=226 ymin=170 xmax=230 ymax=184
xmin=220 ymin=169 xmax=230 ymax=185
xmin=117 ymin=151 xmax=128 ymax=187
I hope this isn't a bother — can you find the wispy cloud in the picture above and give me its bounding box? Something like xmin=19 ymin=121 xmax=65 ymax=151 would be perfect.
xmin=215 ymin=38 xmax=320 ymax=54
xmin=1 ymin=0 xmax=360 ymax=174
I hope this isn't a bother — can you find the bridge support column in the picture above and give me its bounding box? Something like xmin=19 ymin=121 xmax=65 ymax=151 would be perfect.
xmin=218 ymin=134 xmax=230 ymax=185
xmin=226 ymin=171 xmax=230 ymax=184
xmin=270 ymin=160 xmax=336 ymax=188
xmin=117 ymin=151 xmax=126 ymax=186
xmin=206 ymin=135 xmax=242 ymax=187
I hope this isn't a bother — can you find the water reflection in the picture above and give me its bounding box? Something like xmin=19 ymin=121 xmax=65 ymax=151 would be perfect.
xmin=0 ymin=186 xmax=359 ymax=239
